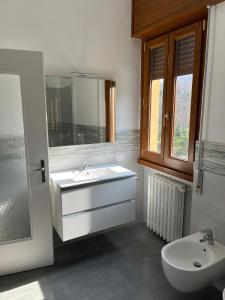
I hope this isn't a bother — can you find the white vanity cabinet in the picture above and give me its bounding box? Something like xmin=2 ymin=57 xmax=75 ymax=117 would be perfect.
xmin=51 ymin=165 xmax=137 ymax=241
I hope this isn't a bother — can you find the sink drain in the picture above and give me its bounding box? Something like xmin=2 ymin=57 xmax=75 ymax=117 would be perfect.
xmin=193 ymin=261 xmax=202 ymax=268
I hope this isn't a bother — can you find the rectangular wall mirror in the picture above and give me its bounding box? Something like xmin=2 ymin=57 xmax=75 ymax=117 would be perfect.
xmin=46 ymin=74 xmax=116 ymax=147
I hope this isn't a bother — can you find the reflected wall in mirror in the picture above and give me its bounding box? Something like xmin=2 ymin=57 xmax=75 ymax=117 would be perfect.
xmin=46 ymin=75 xmax=116 ymax=147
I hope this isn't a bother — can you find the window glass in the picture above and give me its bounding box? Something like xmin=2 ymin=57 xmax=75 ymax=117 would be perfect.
xmin=148 ymin=46 xmax=165 ymax=153
xmin=172 ymin=35 xmax=195 ymax=160
xmin=172 ymin=74 xmax=193 ymax=159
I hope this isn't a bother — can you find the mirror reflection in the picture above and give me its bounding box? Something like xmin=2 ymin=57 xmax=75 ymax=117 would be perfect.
xmin=46 ymin=75 xmax=116 ymax=147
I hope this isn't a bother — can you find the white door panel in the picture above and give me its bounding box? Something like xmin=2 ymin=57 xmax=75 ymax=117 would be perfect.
xmin=0 ymin=49 xmax=53 ymax=275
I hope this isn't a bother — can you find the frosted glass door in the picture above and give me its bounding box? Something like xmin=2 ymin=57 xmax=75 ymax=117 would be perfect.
xmin=0 ymin=74 xmax=31 ymax=243
xmin=0 ymin=50 xmax=53 ymax=276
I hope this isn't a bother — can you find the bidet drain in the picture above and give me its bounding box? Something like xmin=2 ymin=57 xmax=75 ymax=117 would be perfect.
xmin=193 ymin=261 xmax=202 ymax=268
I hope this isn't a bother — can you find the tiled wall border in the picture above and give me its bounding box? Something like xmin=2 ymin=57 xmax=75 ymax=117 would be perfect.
xmin=49 ymin=129 xmax=140 ymax=159
xmin=195 ymin=140 xmax=225 ymax=176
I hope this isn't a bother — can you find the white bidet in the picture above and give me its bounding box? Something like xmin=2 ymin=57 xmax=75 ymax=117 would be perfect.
xmin=161 ymin=232 xmax=225 ymax=292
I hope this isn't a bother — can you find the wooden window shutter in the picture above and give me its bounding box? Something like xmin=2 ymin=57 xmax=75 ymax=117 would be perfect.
xmin=151 ymin=46 xmax=165 ymax=80
xmin=175 ymin=35 xmax=195 ymax=76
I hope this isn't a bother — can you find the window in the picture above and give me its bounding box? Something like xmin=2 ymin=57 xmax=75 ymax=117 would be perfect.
xmin=140 ymin=21 xmax=204 ymax=181
xmin=148 ymin=46 xmax=165 ymax=154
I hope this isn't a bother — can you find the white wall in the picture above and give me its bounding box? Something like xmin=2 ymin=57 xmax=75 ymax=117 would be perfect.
xmin=202 ymin=2 xmax=225 ymax=143
xmin=97 ymin=80 xmax=106 ymax=127
xmin=0 ymin=0 xmax=141 ymax=131
xmin=0 ymin=0 xmax=144 ymax=221
xmin=73 ymin=78 xmax=99 ymax=127
xmin=142 ymin=1 xmax=225 ymax=236
xmin=191 ymin=3 xmax=225 ymax=242
xmin=73 ymin=78 xmax=106 ymax=127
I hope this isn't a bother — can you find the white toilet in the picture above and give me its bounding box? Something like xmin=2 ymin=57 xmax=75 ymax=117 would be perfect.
xmin=223 ymin=289 xmax=225 ymax=299
xmin=161 ymin=232 xmax=225 ymax=292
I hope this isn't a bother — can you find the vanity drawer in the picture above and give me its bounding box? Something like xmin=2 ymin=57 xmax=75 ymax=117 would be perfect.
xmin=61 ymin=177 xmax=136 ymax=215
xmin=61 ymin=200 xmax=135 ymax=241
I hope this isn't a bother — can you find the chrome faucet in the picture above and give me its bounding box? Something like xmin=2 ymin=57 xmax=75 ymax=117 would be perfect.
xmin=80 ymin=161 xmax=88 ymax=172
xmin=200 ymin=229 xmax=215 ymax=246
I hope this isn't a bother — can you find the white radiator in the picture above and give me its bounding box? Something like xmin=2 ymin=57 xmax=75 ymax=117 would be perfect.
xmin=147 ymin=174 xmax=186 ymax=242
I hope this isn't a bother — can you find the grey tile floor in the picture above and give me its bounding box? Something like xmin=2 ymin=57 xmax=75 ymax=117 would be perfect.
xmin=0 ymin=222 xmax=223 ymax=300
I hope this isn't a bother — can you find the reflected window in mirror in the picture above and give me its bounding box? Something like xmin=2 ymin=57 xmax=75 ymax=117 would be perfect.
xmin=45 ymin=75 xmax=116 ymax=147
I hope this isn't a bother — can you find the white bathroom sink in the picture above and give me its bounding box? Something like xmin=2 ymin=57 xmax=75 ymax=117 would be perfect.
xmin=161 ymin=232 xmax=225 ymax=292
xmin=72 ymin=167 xmax=120 ymax=182
xmin=51 ymin=165 xmax=136 ymax=189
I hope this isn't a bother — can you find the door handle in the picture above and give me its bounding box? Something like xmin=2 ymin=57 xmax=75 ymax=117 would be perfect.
xmin=34 ymin=159 xmax=46 ymax=183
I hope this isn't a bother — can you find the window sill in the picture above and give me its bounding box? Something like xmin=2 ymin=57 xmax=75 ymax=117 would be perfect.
xmin=138 ymin=158 xmax=193 ymax=182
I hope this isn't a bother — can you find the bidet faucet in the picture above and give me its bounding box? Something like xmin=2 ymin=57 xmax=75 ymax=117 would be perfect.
xmin=200 ymin=228 xmax=214 ymax=246
xmin=80 ymin=161 xmax=88 ymax=172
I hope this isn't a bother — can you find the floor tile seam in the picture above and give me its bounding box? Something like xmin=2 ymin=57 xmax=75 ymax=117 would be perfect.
xmin=95 ymin=247 xmax=134 ymax=290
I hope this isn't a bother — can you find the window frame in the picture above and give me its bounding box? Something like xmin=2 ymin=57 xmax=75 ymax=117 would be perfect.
xmin=139 ymin=21 xmax=205 ymax=181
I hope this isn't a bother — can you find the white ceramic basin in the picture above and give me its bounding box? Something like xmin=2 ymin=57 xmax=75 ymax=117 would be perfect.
xmin=72 ymin=168 xmax=120 ymax=182
xmin=161 ymin=232 xmax=225 ymax=292
xmin=51 ymin=165 xmax=136 ymax=189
